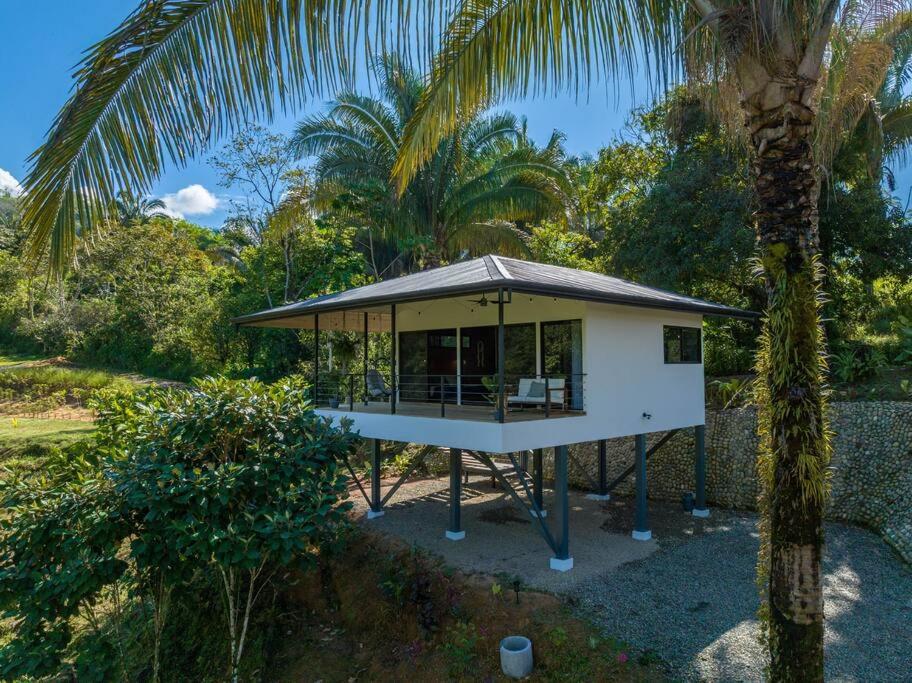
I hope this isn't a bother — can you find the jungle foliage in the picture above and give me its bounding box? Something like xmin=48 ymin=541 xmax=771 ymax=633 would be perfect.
xmin=3 ymin=84 xmax=912 ymax=381
xmin=9 ymin=3 xmax=912 ymax=679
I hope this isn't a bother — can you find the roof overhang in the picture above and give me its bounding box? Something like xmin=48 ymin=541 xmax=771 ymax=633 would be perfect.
xmin=233 ymin=281 xmax=758 ymax=330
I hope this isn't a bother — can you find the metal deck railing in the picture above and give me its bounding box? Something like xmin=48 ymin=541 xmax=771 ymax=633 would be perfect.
xmin=313 ymin=372 xmax=586 ymax=422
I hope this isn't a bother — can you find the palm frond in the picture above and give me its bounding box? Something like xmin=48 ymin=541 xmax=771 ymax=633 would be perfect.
xmin=882 ymin=96 xmax=912 ymax=167
xmin=446 ymin=177 xmax=565 ymax=228
xmin=290 ymin=115 xmax=375 ymax=157
xmin=21 ymin=0 xmax=455 ymax=271
xmin=393 ymin=0 xmax=683 ymax=193
xmin=815 ymin=36 xmax=893 ymax=171
xmin=462 ymin=111 xmax=522 ymax=157
xmin=446 ymin=220 xmax=531 ymax=259
xmin=328 ymin=94 xmax=402 ymax=152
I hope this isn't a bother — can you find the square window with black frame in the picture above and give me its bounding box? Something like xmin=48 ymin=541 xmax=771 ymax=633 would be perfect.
xmin=663 ymin=326 xmax=702 ymax=364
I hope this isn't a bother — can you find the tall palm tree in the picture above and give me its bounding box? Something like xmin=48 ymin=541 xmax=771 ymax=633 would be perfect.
xmin=388 ymin=3 xmax=903 ymax=680
xmin=292 ymin=56 xmax=569 ymax=272
xmin=17 ymin=1 xmax=910 ymax=678
xmin=114 ymin=189 xmax=169 ymax=226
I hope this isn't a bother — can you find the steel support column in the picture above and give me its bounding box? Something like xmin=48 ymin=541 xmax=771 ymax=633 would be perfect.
xmin=447 ymin=448 xmax=465 ymax=540
xmin=551 ymin=445 xmax=572 ymax=570
xmin=632 ymin=434 xmax=651 ymax=540
xmin=585 ymin=439 xmax=611 ymax=501
xmin=533 ymin=448 xmax=544 ymax=514
xmin=367 ymin=439 xmax=384 ymax=519
xmin=693 ymin=424 xmax=709 ymax=517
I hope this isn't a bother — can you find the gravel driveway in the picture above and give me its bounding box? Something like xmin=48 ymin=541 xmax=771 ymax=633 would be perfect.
xmin=571 ymin=508 xmax=912 ymax=682
xmin=354 ymin=476 xmax=912 ymax=681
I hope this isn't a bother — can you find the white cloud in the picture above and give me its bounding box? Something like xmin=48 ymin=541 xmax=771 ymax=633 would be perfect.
xmin=159 ymin=184 xmax=219 ymax=219
xmin=0 ymin=168 xmax=22 ymax=196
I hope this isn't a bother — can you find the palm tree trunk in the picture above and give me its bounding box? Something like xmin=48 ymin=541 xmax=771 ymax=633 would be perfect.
xmin=746 ymin=82 xmax=829 ymax=682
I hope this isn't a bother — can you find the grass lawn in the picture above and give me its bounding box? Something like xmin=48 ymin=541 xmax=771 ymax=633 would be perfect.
xmin=0 ymin=351 xmax=45 ymax=368
xmin=0 ymin=418 xmax=95 ymax=476
xmin=0 ymin=417 xmax=94 ymax=450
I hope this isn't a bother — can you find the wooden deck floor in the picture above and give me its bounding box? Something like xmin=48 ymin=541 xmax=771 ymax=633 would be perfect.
xmin=318 ymin=400 xmax=583 ymax=423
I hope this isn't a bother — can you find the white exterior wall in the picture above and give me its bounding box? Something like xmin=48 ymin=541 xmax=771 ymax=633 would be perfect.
xmin=317 ymin=295 xmax=705 ymax=452
xmin=581 ymin=302 xmax=705 ymax=438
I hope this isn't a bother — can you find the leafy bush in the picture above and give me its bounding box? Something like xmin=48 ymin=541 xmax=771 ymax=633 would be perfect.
xmin=703 ymin=323 xmax=756 ymax=376
xmin=893 ymin=315 xmax=912 ymax=366
xmin=829 ymin=341 xmax=887 ymax=384
xmin=0 ymin=377 xmax=356 ymax=681
xmin=442 ymin=621 xmax=480 ymax=677
xmin=708 ymin=377 xmax=754 ymax=408
xmin=0 ymin=446 xmax=127 ymax=680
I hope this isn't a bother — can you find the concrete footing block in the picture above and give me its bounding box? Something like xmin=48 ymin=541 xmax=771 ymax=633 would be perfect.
xmin=586 ymin=493 xmax=611 ymax=501
xmin=632 ymin=529 xmax=652 ymax=541
xmin=549 ymin=556 xmax=574 ymax=572
xmin=445 ymin=530 xmax=466 ymax=541
xmin=366 ymin=509 xmax=385 ymax=520
xmin=692 ymin=508 xmax=710 ymax=518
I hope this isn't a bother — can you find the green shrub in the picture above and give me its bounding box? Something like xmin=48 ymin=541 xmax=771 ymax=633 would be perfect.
xmin=708 ymin=377 xmax=754 ymax=408
xmin=0 ymin=376 xmax=356 ymax=682
xmin=830 ymin=341 xmax=887 ymax=384
xmin=893 ymin=315 xmax=912 ymax=366
xmin=442 ymin=621 xmax=479 ymax=677
xmin=703 ymin=324 xmax=755 ymax=376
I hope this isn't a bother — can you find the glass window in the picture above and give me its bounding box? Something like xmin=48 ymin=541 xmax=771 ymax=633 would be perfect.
xmin=459 ymin=323 xmax=535 ymax=405
xmin=398 ymin=331 xmax=428 ymax=401
xmin=504 ymin=324 xmax=536 ymax=378
xmin=540 ymin=319 xmax=583 ymax=410
xmin=664 ymin=326 xmax=702 ymax=364
xmin=398 ymin=328 xmax=457 ymax=401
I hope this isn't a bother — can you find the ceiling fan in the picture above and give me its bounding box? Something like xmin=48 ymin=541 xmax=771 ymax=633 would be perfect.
xmin=468 ymin=294 xmax=490 ymax=307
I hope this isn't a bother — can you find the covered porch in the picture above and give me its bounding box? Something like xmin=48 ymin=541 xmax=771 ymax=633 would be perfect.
xmin=258 ymin=291 xmax=587 ymax=424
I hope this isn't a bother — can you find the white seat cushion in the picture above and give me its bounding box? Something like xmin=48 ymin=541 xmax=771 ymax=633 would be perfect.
xmin=515 ymin=378 xmax=534 ymax=397
xmin=507 ymin=376 xmax=564 ymax=406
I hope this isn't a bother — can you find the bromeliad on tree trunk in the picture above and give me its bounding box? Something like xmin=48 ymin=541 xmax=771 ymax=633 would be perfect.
xmin=746 ymin=73 xmax=832 ymax=681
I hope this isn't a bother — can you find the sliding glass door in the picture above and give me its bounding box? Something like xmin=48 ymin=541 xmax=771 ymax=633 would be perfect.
xmin=459 ymin=323 xmax=536 ymax=405
xmin=540 ymin=320 xmax=583 ymax=410
xmin=399 ymin=321 xmax=581 ymax=409
xmin=398 ymin=328 xmax=457 ymax=402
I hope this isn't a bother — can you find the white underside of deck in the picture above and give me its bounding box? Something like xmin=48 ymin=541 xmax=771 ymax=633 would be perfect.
xmin=317 ymin=401 xmax=592 ymax=453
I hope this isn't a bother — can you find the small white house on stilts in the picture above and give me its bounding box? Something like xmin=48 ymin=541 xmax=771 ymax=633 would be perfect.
xmin=234 ymin=255 xmax=756 ymax=571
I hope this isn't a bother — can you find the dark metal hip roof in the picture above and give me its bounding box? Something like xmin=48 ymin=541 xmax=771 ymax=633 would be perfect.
xmin=232 ymin=255 xmax=758 ymax=326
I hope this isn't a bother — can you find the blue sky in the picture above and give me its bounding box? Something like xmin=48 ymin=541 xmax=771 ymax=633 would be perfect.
xmin=2 ymin=3 xmax=910 ymax=228
xmin=0 ymin=2 xmax=640 ymax=228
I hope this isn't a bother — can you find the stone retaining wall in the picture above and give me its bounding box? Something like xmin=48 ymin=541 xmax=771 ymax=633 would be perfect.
xmin=563 ymin=401 xmax=912 ymax=564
